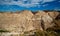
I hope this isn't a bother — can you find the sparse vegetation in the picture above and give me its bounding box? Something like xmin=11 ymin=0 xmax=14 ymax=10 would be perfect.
xmin=19 ymin=29 xmax=60 ymax=36
xmin=0 ymin=29 xmax=9 ymax=32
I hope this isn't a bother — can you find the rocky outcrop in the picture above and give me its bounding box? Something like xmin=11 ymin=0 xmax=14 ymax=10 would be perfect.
xmin=0 ymin=11 xmax=59 ymax=34
xmin=35 ymin=11 xmax=59 ymax=30
xmin=0 ymin=10 xmax=34 ymax=33
xmin=48 ymin=12 xmax=59 ymax=19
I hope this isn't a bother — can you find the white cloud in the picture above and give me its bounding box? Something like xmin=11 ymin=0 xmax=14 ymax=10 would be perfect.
xmin=42 ymin=4 xmax=49 ymax=7
xmin=43 ymin=0 xmax=54 ymax=2
xmin=0 ymin=0 xmax=55 ymax=8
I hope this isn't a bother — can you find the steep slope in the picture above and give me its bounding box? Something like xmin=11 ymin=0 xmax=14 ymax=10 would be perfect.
xmin=0 ymin=11 xmax=59 ymax=34
xmin=0 ymin=10 xmax=34 ymax=33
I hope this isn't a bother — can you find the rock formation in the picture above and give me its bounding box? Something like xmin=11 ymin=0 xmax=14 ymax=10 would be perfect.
xmin=0 ymin=10 xmax=59 ymax=34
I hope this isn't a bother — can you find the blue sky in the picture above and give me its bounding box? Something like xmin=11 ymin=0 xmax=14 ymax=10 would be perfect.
xmin=0 ymin=0 xmax=60 ymax=12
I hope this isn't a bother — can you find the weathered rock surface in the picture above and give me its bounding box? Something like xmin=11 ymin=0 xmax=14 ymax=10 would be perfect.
xmin=0 ymin=11 xmax=59 ymax=34
xmin=0 ymin=10 xmax=34 ymax=33
xmin=48 ymin=12 xmax=59 ymax=19
xmin=35 ymin=11 xmax=59 ymax=30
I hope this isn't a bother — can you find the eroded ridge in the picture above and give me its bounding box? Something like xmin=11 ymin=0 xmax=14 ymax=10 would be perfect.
xmin=0 ymin=10 xmax=59 ymax=34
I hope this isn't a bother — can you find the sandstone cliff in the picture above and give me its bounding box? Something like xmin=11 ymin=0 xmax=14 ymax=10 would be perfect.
xmin=0 ymin=11 xmax=60 ymax=34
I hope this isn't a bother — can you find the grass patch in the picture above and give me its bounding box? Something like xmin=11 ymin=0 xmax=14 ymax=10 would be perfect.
xmin=0 ymin=29 xmax=9 ymax=32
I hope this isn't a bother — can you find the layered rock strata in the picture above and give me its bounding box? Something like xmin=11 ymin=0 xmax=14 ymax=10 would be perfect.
xmin=0 ymin=10 xmax=59 ymax=33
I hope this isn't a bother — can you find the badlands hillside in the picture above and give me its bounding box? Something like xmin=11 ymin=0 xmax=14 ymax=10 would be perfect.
xmin=0 ymin=10 xmax=60 ymax=36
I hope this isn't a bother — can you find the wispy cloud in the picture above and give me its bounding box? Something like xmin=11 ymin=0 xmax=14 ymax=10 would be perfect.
xmin=43 ymin=0 xmax=55 ymax=3
xmin=54 ymin=7 xmax=60 ymax=11
xmin=0 ymin=0 xmax=55 ymax=8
